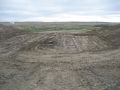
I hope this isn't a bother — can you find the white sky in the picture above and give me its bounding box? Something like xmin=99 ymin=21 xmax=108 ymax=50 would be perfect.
xmin=0 ymin=0 xmax=120 ymax=22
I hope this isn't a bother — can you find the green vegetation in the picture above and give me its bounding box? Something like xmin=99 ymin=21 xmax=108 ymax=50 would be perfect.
xmin=22 ymin=25 xmax=95 ymax=32
xmin=13 ymin=22 xmax=117 ymax=32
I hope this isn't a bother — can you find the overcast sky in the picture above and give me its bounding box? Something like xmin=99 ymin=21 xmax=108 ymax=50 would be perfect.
xmin=0 ymin=0 xmax=120 ymax=22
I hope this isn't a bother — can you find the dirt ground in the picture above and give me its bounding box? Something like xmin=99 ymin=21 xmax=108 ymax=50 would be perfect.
xmin=0 ymin=24 xmax=120 ymax=90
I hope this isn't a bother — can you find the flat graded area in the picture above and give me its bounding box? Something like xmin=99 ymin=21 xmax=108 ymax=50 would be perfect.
xmin=0 ymin=24 xmax=120 ymax=90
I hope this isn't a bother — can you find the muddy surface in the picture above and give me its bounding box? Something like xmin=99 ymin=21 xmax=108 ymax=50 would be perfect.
xmin=0 ymin=25 xmax=120 ymax=90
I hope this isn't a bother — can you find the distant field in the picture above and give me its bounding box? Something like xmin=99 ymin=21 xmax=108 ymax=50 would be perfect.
xmin=21 ymin=25 xmax=95 ymax=32
xmin=13 ymin=22 xmax=119 ymax=32
xmin=0 ymin=22 xmax=118 ymax=32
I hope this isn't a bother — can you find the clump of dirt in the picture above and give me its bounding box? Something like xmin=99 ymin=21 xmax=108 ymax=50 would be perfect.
xmin=20 ymin=36 xmax=60 ymax=51
xmin=39 ymin=37 xmax=59 ymax=48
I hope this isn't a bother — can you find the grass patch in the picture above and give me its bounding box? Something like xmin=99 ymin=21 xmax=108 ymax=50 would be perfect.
xmin=22 ymin=25 xmax=95 ymax=32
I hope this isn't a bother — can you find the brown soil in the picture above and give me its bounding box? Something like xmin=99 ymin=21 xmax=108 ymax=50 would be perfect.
xmin=0 ymin=25 xmax=120 ymax=90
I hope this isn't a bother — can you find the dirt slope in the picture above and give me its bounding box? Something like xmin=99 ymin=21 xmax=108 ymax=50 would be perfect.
xmin=0 ymin=24 xmax=27 ymax=42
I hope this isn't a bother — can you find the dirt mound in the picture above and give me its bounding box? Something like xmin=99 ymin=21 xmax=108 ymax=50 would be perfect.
xmin=93 ymin=24 xmax=120 ymax=48
xmin=19 ymin=32 xmax=112 ymax=54
xmin=0 ymin=24 xmax=27 ymax=42
xmin=0 ymin=29 xmax=118 ymax=61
